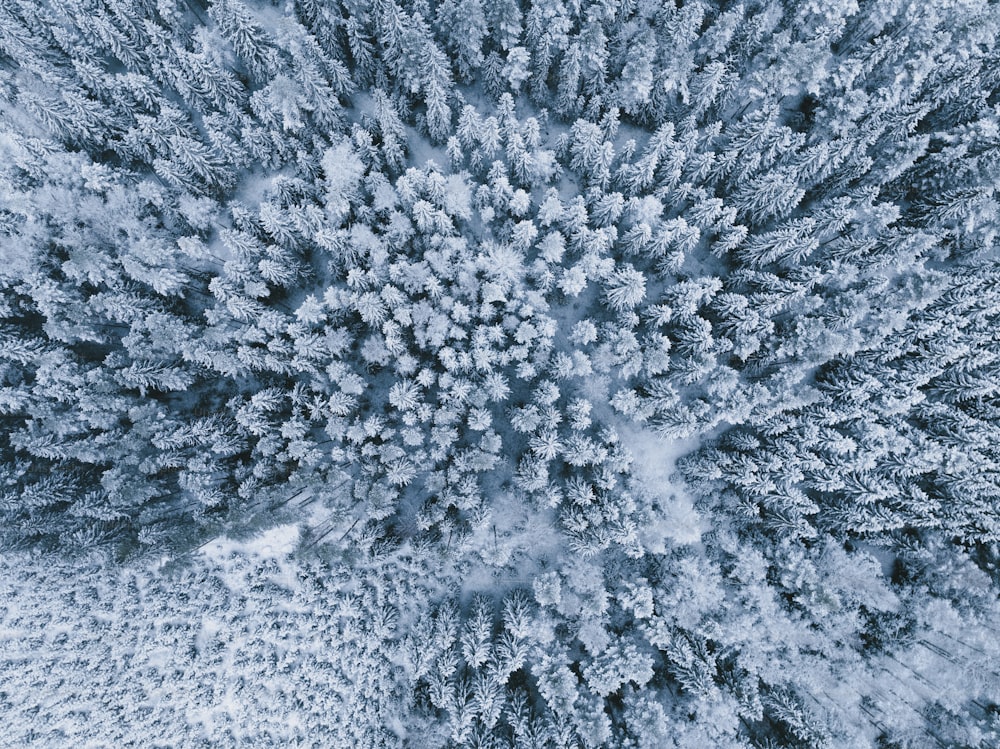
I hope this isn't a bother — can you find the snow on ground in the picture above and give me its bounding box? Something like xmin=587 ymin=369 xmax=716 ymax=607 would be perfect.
xmin=199 ymin=523 xmax=301 ymax=589
xmin=200 ymin=522 xmax=301 ymax=562
xmin=456 ymin=490 xmax=566 ymax=601
xmin=617 ymin=422 xmax=705 ymax=549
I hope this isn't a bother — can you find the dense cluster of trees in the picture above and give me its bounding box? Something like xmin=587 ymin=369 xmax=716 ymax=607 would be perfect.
xmin=0 ymin=541 xmax=432 ymax=747
xmin=1 ymin=0 xmax=999 ymax=746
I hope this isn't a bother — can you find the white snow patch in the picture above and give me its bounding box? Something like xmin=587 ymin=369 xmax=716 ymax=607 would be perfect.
xmin=201 ymin=523 xmax=300 ymax=563
xmin=199 ymin=524 xmax=301 ymax=589
xmin=617 ymin=422 xmax=695 ymax=487
xmin=617 ymin=423 xmax=705 ymax=549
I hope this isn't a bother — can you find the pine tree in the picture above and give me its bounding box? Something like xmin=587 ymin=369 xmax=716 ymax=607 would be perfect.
xmin=209 ymin=0 xmax=277 ymax=83
xmin=435 ymin=0 xmax=487 ymax=82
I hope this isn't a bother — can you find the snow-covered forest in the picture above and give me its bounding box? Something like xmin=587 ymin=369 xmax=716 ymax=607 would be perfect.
xmin=1 ymin=0 xmax=999 ymax=745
